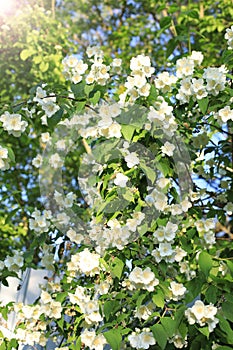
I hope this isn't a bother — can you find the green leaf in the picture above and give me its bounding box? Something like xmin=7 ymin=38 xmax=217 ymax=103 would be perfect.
xmin=104 ymin=300 xmax=118 ymax=321
xmin=122 ymin=188 xmax=134 ymax=202
xmin=103 ymin=329 xmax=122 ymax=350
xmin=76 ymin=100 xmax=86 ymax=113
xmin=115 ymin=105 xmax=147 ymax=128
xmin=178 ymin=322 xmax=188 ymax=339
xmin=20 ymin=49 xmax=34 ymax=61
xmin=198 ymin=326 xmax=209 ymax=338
xmin=33 ymin=55 xmax=43 ymax=64
xmin=84 ymin=84 xmax=95 ymax=97
xmin=205 ymin=285 xmax=217 ymax=304
xmin=110 ymin=257 xmax=124 ymax=279
xmin=222 ymin=301 xmax=233 ymax=322
xmin=198 ymin=251 xmax=213 ymax=277
xmin=156 ymin=158 xmax=171 ymax=177
xmin=151 ymin=324 xmax=167 ymax=350
xmin=39 ymin=61 xmax=49 ymax=73
xmin=138 ymin=223 xmax=148 ymax=236
xmin=186 ymin=274 xmax=206 ymax=302
xmin=160 ymin=16 xmax=172 ymax=30
xmin=218 ymin=315 xmax=233 ymax=343
xmin=0 ymin=342 xmax=6 ymax=350
xmin=89 ymin=90 xmax=101 ymax=105
xmin=174 ymin=306 xmax=186 ymax=329
xmin=186 ymin=10 xmax=199 ymax=19
xmin=161 ymin=317 xmax=176 ymax=338
xmin=47 ymin=108 xmax=63 ymax=128
xmin=140 ymin=162 xmax=156 ymax=184
xmin=71 ymin=81 xmax=86 ymax=99
xmin=136 ymin=293 xmax=147 ymax=307
xmin=197 ymin=97 xmax=209 ymax=114
xmin=6 ymin=147 xmax=15 ymax=163
xmin=56 ymin=292 xmax=67 ymax=303
xmin=121 ymin=124 xmax=135 ymax=141
xmin=226 ymin=260 xmax=233 ymax=276
xmin=152 ymin=289 xmax=165 ymax=308
xmin=166 ymin=38 xmax=177 ymax=58
xmin=147 ymin=84 xmax=158 ymax=104
xmin=1 ymin=306 xmax=8 ymax=320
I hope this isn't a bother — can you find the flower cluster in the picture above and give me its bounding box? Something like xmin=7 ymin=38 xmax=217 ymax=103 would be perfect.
xmin=185 ymin=300 xmax=219 ymax=332
xmin=0 ymin=111 xmax=28 ymax=137
xmin=0 ymin=250 xmax=24 ymax=274
xmin=13 ymin=290 xmax=62 ymax=346
xmin=154 ymin=71 xmax=178 ymax=93
xmin=33 ymin=86 xmax=60 ymax=124
xmin=119 ymin=54 xmax=154 ymax=104
xmin=62 ymin=55 xmax=88 ymax=84
xmin=81 ymin=329 xmax=107 ymax=350
xmin=67 ymin=248 xmax=100 ymax=277
xmin=88 ymin=212 xmax=145 ymax=253
xmin=225 ymin=25 xmax=233 ymax=50
xmin=176 ymin=51 xmax=226 ymax=104
xmin=124 ymin=266 xmax=159 ymax=292
xmin=68 ymin=286 xmax=103 ymax=324
xmin=194 ymin=218 xmax=216 ymax=246
xmin=147 ymin=97 xmax=177 ymax=136
xmin=29 ymin=209 xmax=52 ymax=234
xmin=128 ymin=328 xmax=156 ymax=349
xmin=2 ymin=25 xmax=233 ymax=350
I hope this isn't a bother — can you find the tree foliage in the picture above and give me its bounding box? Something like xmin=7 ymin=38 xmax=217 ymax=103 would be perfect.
xmin=0 ymin=1 xmax=233 ymax=349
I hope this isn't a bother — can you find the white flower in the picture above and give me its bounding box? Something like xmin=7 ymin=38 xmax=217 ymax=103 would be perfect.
xmin=0 ymin=146 xmax=9 ymax=170
xmin=185 ymin=300 xmax=219 ymax=332
xmin=70 ymin=248 xmax=100 ymax=276
xmin=40 ymin=290 xmax=52 ymax=304
xmin=40 ymin=132 xmax=51 ymax=144
xmin=176 ymin=57 xmax=194 ymax=78
xmin=0 ymin=112 xmax=28 ymax=137
xmin=99 ymin=121 xmax=121 ymax=138
xmin=112 ymin=58 xmax=122 ymax=67
xmin=169 ymin=281 xmax=186 ymax=300
xmin=56 ymin=212 xmax=70 ymax=225
xmin=161 ymin=141 xmax=175 ymax=157
xmin=218 ymin=106 xmax=233 ymax=123
xmin=135 ymin=304 xmax=153 ymax=320
xmin=125 ymin=152 xmax=140 ymax=168
xmin=225 ymin=25 xmax=233 ymax=49
xmin=33 ymin=86 xmax=47 ymax=103
xmin=174 ymin=247 xmax=187 ymax=262
xmin=32 ymin=154 xmax=43 ymax=168
xmin=158 ymin=242 xmax=173 ymax=257
xmin=154 ymin=71 xmax=178 ymax=92
xmin=0 ymin=145 xmax=8 ymax=159
xmin=128 ymin=330 xmax=156 ymax=349
xmin=190 ymin=51 xmax=204 ymax=66
xmin=41 ymin=101 xmax=60 ymax=118
xmin=128 ymin=266 xmax=159 ymax=292
xmin=114 ymin=173 xmax=128 ymax=187
xmin=86 ymin=46 xmax=103 ymax=58
xmin=67 ymin=228 xmax=83 ymax=244
xmin=49 ymin=153 xmax=63 ymax=168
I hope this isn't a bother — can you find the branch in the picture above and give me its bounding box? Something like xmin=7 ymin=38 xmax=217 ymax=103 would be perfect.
xmin=215 ymin=222 xmax=233 ymax=239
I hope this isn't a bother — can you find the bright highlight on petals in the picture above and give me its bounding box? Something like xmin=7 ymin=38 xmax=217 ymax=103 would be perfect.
xmin=0 ymin=0 xmax=15 ymax=15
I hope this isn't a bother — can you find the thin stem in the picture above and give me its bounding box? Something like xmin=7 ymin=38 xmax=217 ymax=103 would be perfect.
xmin=51 ymin=0 xmax=55 ymax=19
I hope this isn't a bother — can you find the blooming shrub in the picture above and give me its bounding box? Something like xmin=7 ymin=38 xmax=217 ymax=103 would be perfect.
xmin=0 ymin=26 xmax=233 ymax=350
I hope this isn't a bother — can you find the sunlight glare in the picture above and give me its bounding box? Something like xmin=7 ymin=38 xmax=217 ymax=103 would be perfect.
xmin=0 ymin=0 xmax=15 ymax=15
